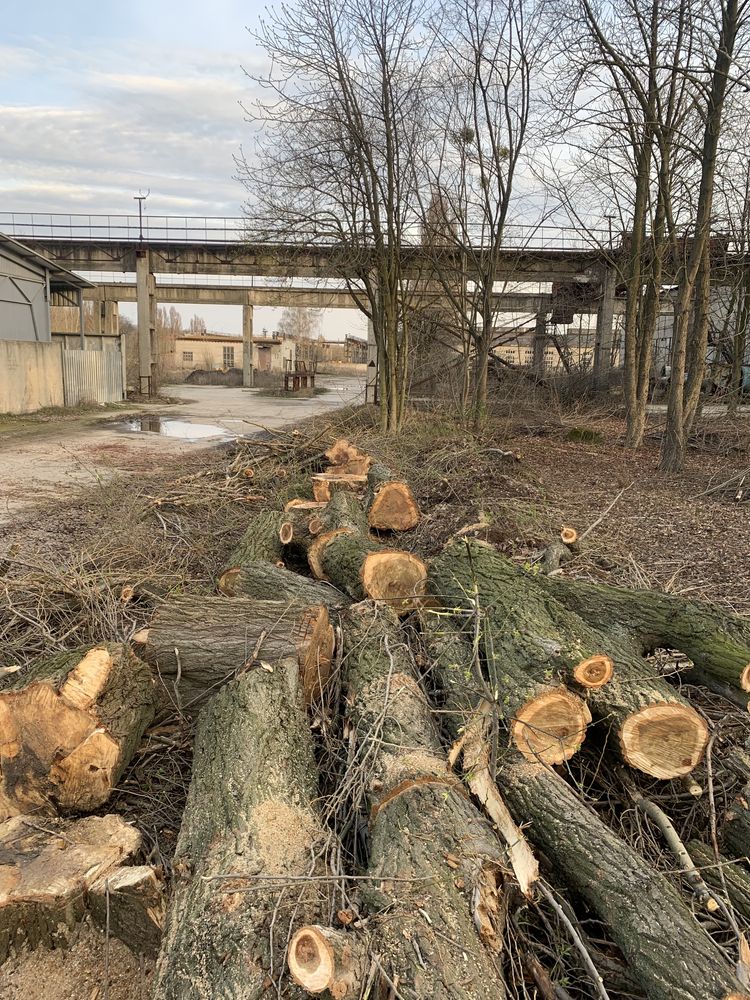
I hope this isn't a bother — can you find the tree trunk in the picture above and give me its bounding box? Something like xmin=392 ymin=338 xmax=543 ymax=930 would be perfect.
xmin=363 ymin=462 xmax=420 ymax=531
xmin=140 ymin=596 xmax=335 ymax=710
xmin=0 ymin=813 xmax=141 ymax=963
xmin=340 ymin=603 xmax=509 ymax=999
xmin=429 ymin=539 xmax=708 ymax=778
xmin=152 ymin=663 xmax=336 ymax=1000
xmin=222 ymin=509 xmax=286 ymax=570
xmin=498 ymin=753 xmax=750 ymax=1000
xmin=218 ymin=559 xmax=347 ymax=607
xmin=543 ymin=575 xmax=750 ymax=693
xmin=282 ymin=493 xmax=368 ymax=564
xmin=308 ymin=495 xmax=426 ymax=614
xmin=88 ymin=865 xmax=165 ymax=958
xmin=0 ymin=644 xmax=155 ymax=820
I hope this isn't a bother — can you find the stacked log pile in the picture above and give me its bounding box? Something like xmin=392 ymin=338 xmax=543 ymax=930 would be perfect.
xmin=4 ymin=436 xmax=750 ymax=1000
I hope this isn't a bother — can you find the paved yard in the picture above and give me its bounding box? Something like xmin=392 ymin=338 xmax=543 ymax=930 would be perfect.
xmin=0 ymin=376 xmax=364 ymax=526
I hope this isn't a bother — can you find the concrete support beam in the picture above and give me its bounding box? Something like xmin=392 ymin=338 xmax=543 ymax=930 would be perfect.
xmin=90 ymin=300 xmax=103 ymax=336
xmin=593 ymin=264 xmax=617 ymax=388
xmin=532 ymin=312 xmax=548 ymax=376
xmin=136 ymin=251 xmax=154 ymax=395
xmin=78 ymin=290 xmax=86 ymax=350
xmin=242 ymin=299 xmax=254 ymax=388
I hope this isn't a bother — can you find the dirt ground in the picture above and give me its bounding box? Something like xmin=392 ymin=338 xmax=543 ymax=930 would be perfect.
xmin=1 ymin=396 xmax=749 ymax=997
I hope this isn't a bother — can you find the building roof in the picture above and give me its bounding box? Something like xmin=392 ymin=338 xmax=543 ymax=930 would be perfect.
xmin=176 ymin=333 xmax=282 ymax=345
xmin=0 ymin=232 xmax=94 ymax=290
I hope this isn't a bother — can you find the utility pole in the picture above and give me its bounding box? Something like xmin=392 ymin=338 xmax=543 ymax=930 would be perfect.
xmin=134 ymin=190 xmax=149 ymax=242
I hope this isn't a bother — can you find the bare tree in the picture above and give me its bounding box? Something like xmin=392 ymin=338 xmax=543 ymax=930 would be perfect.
xmin=188 ymin=314 xmax=207 ymax=335
xmin=276 ymin=307 xmax=322 ymax=341
xmin=239 ymin=0 xmax=433 ymax=431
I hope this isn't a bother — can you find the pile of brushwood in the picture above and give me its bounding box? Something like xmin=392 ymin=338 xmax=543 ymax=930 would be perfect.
xmin=4 ymin=434 xmax=750 ymax=1000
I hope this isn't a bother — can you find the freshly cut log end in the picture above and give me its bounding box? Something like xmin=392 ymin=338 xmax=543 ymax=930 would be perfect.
xmin=308 ymin=515 xmax=324 ymax=535
xmin=361 ymin=550 xmax=427 ymax=613
xmin=573 ymin=654 xmax=614 ymax=688
xmin=284 ymin=499 xmax=328 ymax=512
xmin=620 ymin=703 xmax=709 ymax=779
xmin=741 ymin=663 xmax=750 ymax=692
xmin=0 ymin=645 xmax=155 ymax=820
xmin=368 ymin=482 xmax=420 ymax=531
xmin=289 ymin=925 xmax=364 ymax=997
xmin=324 ymin=438 xmax=372 ymax=476
xmin=217 ymin=566 xmax=241 ymax=595
xmin=279 ymin=521 xmax=295 ymax=545
xmin=560 ymin=526 xmax=578 ymax=545
xmin=511 ymin=689 xmax=591 ymax=764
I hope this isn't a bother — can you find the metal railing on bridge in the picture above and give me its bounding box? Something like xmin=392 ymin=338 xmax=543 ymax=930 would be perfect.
xmin=0 ymin=212 xmax=611 ymax=252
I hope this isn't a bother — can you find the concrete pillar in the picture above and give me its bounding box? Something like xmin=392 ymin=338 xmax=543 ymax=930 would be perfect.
xmin=593 ymin=264 xmax=617 ymax=388
xmin=532 ymin=312 xmax=547 ymax=376
xmin=242 ymin=297 xmax=254 ymax=387
xmin=104 ymin=300 xmax=119 ymax=338
xmin=136 ymin=250 xmax=154 ymax=395
xmin=90 ymin=300 xmax=104 ymax=336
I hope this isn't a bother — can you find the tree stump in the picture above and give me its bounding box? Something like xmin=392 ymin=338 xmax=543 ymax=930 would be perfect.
xmin=363 ymin=462 xmax=420 ymax=531
xmin=0 ymin=644 xmax=155 ymax=820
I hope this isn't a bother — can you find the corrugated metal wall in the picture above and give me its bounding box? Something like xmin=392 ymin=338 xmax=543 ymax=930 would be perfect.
xmin=62 ymin=349 xmax=123 ymax=406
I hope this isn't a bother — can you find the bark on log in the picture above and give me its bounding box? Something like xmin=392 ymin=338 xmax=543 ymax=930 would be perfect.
xmin=222 ymin=509 xmax=286 ymax=571
xmin=498 ymin=753 xmax=750 ymax=1000
xmin=0 ymin=813 xmax=140 ymax=963
xmin=88 ymin=864 xmax=165 ymax=958
xmin=723 ymin=784 xmax=750 ymax=864
xmin=544 ymin=576 xmax=750 ymax=693
xmin=363 ymin=462 xmax=420 ymax=532
xmin=688 ymin=841 xmax=750 ymax=923
xmin=288 ymin=925 xmax=368 ymax=997
xmin=324 ymin=438 xmax=372 ymax=476
xmin=429 ymin=538 xmax=708 ymax=778
xmin=311 ymin=473 xmax=368 ymax=503
xmin=152 ymin=661 xmax=334 ymax=1000
xmin=141 ymin=596 xmax=335 ymax=709
xmin=218 ymin=559 xmax=347 ymax=607
xmin=309 ymin=495 xmax=427 ymax=614
xmin=0 ymin=644 xmax=155 ymax=820
xmin=340 ymin=602 xmax=509 ymax=999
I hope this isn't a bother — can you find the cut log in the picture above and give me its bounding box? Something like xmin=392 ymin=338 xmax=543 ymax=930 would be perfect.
xmin=88 ymin=864 xmax=165 ymax=957
xmin=723 ymin=784 xmax=750 ymax=864
xmin=288 ymin=925 xmax=367 ymax=998
xmin=282 ymin=493 xmax=367 ymax=564
xmin=152 ymin=661 xmax=334 ymax=1000
xmin=0 ymin=813 xmax=140 ymax=963
xmin=688 ymin=841 xmax=750 ymax=923
xmin=141 ymin=595 xmax=335 ymax=709
xmin=217 ymin=559 xmax=347 ymax=607
xmin=221 ymin=509 xmax=286 ymax=571
xmin=498 ymin=752 xmax=750 ymax=1000
xmin=311 ymin=473 xmax=368 ymax=503
xmin=0 ymin=644 xmax=155 ymax=820
xmin=307 ymin=495 xmax=426 ymax=613
xmin=363 ymin=462 xmax=420 ymax=531
xmin=284 ymin=499 xmax=328 ymax=512
xmin=341 ymin=603 xmax=508 ymax=998
xmin=544 ymin=575 xmax=750 ymax=693
xmin=420 ymin=614 xmax=539 ymax=896
xmin=429 ymin=538 xmax=708 ymax=778
xmin=324 ymin=438 xmax=372 ymax=475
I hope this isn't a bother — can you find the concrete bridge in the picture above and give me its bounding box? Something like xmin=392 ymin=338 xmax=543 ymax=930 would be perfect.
xmin=1 ymin=213 xmax=627 ymax=393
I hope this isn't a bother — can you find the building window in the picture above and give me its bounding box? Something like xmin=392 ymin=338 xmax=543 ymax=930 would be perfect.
xmin=183 ymin=351 xmax=193 ymax=362
xmin=223 ymin=346 xmax=235 ymax=367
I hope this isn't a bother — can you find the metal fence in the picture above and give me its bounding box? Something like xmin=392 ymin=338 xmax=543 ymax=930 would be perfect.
xmin=0 ymin=212 xmax=611 ymax=252
xmin=62 ymin=348 xmax=123 ymax=406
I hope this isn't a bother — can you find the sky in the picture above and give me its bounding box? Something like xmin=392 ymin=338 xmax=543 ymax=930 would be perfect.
xmin=0 ymin=2 xmax=366 ymax=340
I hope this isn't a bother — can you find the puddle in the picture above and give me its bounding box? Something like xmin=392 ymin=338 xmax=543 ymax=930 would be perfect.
xmin=113 ymin=416 xmax=233 ymax=441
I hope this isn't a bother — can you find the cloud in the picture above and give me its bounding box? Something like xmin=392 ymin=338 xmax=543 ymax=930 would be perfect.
xmin=0 ymin=39 xmax=259 ymax=217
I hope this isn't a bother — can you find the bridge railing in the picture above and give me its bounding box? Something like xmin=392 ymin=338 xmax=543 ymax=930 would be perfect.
xmin=0 ymin=212 xmax=611 ymax=251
